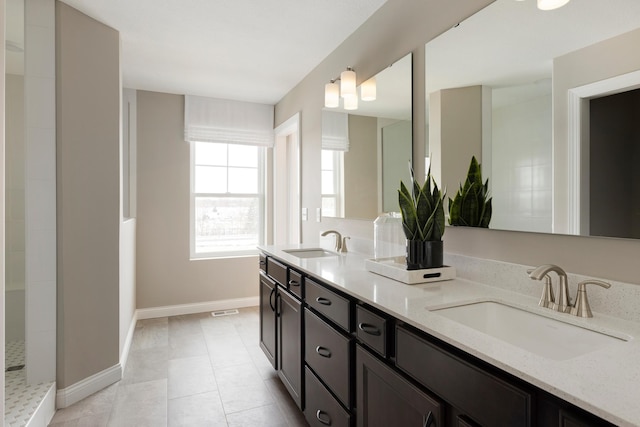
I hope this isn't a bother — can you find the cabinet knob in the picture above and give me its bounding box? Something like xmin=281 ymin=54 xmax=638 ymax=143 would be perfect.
xmin=316 ymin=410 xmax=332 ymax=426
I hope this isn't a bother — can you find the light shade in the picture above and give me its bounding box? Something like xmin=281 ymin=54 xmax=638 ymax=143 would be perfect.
xmin=340 ymin=68 xmax=357 ymax=98
xmin=324 ymin=81 xmax=340 ymax=108
xmin=537 ymin=0 xmax=570 ymax=10
xmin=343 ymin=94 xmax=358 ymax=111
xmin=360 ymin=77 xmax=376 ymax=101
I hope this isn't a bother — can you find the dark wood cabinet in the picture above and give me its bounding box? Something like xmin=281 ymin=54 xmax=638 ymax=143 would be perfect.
xmin=396 ymin=324 xmax=532 ymax=427
xmin=277 ymin=286 xmax=303 ymax=409
xmin=304 ymin=366 xmax=352 ymax=427
xmin=356 ymin=344 xmax=444 ymax=427
xmin=259 ymin=271 xmax=277 ymax=369
xmin=304 ymin=308 xmax=353 ymax=408
xmin=260 ymin=253 xmax=617 ymax=427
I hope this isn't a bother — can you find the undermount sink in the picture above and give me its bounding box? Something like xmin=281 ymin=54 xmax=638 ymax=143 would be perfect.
xmin=282 ymin=248 xmax=338 ymax=259
xmin=431 ymin=301 xmax=628 ymax=360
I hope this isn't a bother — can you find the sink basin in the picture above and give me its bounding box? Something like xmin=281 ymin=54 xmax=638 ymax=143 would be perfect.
xmin=431 ymin=301 xmax=627 ymax=360
xmin=282 ymin=248 xmax=338 ymax=259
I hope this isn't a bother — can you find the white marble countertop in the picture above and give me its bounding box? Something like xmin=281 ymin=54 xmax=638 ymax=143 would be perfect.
xmin=259 ymin=244 xmax=640 ymax=427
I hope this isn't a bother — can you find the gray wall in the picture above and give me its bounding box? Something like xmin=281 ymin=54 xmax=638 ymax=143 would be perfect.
xmin=275 ymin=0 xmax=640 ymax=286
xmin=56 ymin=2 xmax=120 ymax=388
xmin=136 ymin=91 xmax=258 ymax=309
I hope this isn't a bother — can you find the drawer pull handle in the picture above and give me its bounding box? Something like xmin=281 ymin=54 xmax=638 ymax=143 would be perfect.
xmin=316 ymin=410 xmax=332 ymax=426
xmin=358 ymin=322 xmax=381 ymax=336
xmin=316 ymin=297 xmax=332 ymax=306
xmin=423 ymin=411 xmax=434 ymax=427
xmin=315 ymin=346 xmax=332 ymax=358
xmin=259 ymin=260 xmax=266 ymax=266
xmin=288 ymin=279 xmax=300 ymax=287
xmin=268 ymin=288 xmax=276 ymax=312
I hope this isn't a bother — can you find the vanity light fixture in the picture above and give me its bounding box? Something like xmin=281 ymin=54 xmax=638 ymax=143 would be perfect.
xmin=360 ymin=77 xmax=376 ymax=101
xmin=537 ymin=0 xmax=570 ymax=11
xmin=325 ymin=80 xmax=340 ymax=108
xmin=324 ymin=67 xmax=377 ymax=109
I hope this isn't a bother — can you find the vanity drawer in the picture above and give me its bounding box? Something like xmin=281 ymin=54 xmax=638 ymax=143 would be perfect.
xmin=304 ymin=366 xmax=351 ymax=427
xmin=396 ymin=325 xmax=532 ymax=427
xmin=288 ymin=269 xmax=303 ymax=299
xmin=305 ymin=308 xmax=352 ymax=408
xmin=259 ymin=254 xmax=267 ymax=272
xmin=356 ymin=305 xmax=389 ymax=358
xmin=267 ymin=257 xmax=288 ymax=287
xmin=306 ymin=278 xmax=351 ymax=332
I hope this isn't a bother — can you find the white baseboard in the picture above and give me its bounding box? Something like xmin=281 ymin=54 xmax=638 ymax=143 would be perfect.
xmin=56 ymin=364 xmax=122 ymax=409
xmin=120 ymin=310 xmax=139 ymax=371
xmin=136 ymin=296 xmax=259 ymax=320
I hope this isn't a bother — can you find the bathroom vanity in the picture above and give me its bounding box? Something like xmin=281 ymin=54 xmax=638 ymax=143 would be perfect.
xmin=258 ymin=245 xmax=640 ymax=426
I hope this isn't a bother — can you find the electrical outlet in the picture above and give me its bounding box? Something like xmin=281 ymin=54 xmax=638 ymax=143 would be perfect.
xmin=316 ymin=207 xmax=322 ymax=222
xmin=301 ymin=207 xmax=308 ymax=221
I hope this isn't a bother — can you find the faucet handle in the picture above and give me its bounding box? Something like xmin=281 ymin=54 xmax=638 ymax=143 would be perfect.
xmin=527 ymin=269 xmax=555 ymax=308
xmin=570 ymin=279 xmax=611 ymax=318
xmin=340 ymin=236 xmax=350 ymax=253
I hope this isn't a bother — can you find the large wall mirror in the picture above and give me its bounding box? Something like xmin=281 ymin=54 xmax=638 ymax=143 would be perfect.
xmin=426 ymin=0 xmax=640 ymax=239
xmin=321 ymin=53 xmax=412 ymax=220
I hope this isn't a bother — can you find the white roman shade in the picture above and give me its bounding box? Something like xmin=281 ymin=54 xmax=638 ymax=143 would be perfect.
xmin=184 ymin=95 xmax=275 ymax=147
xmin=321 ymin=110 xmax=350 ymax=151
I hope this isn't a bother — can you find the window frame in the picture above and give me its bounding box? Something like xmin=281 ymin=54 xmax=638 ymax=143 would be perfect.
xmin=190 ymin=141 xmax=266 ymax=259
xmin=321 ymin=149 xmax=345 ymax=218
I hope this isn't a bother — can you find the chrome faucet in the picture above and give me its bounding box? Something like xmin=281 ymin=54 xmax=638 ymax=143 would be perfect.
xmin=528 ymin=264 xmax=571 ymax=313
xmin=321 ymin=230 xmax=348 ymax=252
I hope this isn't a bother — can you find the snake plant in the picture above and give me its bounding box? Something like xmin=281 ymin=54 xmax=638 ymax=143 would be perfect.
xmin=448 ymin=156 xmax=492 ymax=228
xmin=398 ymin=166 xmax=445 ymax=242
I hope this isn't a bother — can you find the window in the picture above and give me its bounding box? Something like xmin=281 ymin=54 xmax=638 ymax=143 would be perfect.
xmin=321 ymin=149 xmax=344 ymax=218
xmin=191 ymin=141 xmax=265 ymax=257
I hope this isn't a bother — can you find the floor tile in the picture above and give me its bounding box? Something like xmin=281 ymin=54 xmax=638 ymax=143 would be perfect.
xmin=168 ymin=390 xmax=227 ymax=427
xmin=107 ymin=379 xmax=167 ymax=427
xmin=225 ymin=403 xmax=288 ymax=427
xmin=43 ymin=306 xmax=309 ymax=427
xmin=168 ymin=356 xmax=217 ymax=399
xmin=218 ymin=382 xmax=274 ymax=415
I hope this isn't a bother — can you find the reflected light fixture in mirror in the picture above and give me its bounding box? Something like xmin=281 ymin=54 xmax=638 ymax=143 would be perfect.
xmin=324 ymin=67 xmax=377 ymax=110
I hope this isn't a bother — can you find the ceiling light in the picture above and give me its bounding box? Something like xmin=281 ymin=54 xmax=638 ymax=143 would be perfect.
xmin=537 ymin=0 xmax=571 ymax=11
xmin=360 ymin=77 xmax=376 ymax=101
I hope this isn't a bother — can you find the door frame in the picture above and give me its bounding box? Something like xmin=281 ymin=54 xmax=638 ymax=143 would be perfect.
xmin=273 ymin=113 xmax=301 ymax=245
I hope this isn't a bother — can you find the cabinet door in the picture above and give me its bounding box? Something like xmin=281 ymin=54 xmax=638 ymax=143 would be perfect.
xmin=259 ymin=272 xmax=277 ymax=369
xmin=277 ymin=287 xmax=303 ymax=409
xmin=356 ymin=345 xmax=443 ymax=427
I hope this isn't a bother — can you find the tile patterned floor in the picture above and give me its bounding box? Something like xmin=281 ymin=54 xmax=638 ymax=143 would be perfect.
xmin=5 ymin=340 xmax=55 ymax=427
xmin=48 ymin=307 xmax=309 ymax=426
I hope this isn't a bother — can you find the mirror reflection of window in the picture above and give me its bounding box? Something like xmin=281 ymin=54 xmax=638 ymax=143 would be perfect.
xmin=321 ymin=149 xmax=344 ymax=217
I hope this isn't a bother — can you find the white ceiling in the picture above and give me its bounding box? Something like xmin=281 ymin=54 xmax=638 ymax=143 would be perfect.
xmin=59 ymin=0 xmax=387 ymax=105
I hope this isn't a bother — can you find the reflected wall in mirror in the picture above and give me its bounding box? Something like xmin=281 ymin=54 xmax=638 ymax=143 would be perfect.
xmin=322 ymin=53 xmax=412 ymax=220
xmin=425 ymin=0 xmax=640 ymax=239
xmin=6 ymin=0 xmax=26 ymax=353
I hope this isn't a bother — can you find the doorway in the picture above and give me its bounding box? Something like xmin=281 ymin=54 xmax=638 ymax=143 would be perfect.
xmin=273 ymin=113 xmax=301 ymax=245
